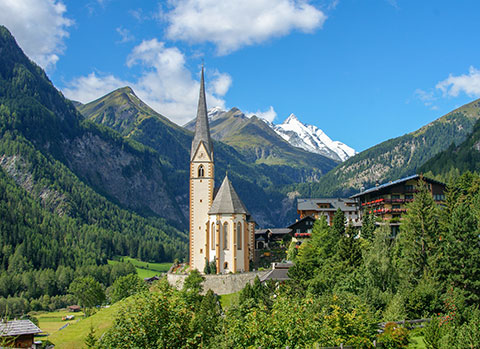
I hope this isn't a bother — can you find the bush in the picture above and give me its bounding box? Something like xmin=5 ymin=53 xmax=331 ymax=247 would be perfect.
xmin=377 ymin=322 xmax=410 ymax=348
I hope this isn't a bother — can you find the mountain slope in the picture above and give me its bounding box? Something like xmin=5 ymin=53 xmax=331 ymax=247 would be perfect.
xmin=293 ymin=98 xmax=480 ymax=197
xmin=272 ymin=113 xmax=356 ymax=161
xmin=0 ymin=26 xmax=186 ymax=226
xmin=0 ymin=25 xmax=186 ymax=263
xmin=185 ymin=107 xmax=338 ymax=173
xmin=419 ymin=117 xmax=480 ymax=179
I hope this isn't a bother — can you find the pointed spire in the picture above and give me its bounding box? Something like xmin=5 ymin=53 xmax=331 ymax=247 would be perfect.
xmin=191 ymin=65 xmax=213 ymax=160
xmin=209 ymin=176 xmax=248 ymax=215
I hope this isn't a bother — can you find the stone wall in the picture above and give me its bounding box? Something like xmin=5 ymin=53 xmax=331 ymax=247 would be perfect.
xmin=167 ymin=271 xmax=268 ymax=295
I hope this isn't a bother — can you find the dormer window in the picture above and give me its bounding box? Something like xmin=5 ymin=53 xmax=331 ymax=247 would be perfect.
xmin=198 ymin=165 xmax=205 ymax=177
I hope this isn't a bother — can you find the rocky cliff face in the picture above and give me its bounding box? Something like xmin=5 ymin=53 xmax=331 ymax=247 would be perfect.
xmin=61 ymin=132 xmax=184 ymax=223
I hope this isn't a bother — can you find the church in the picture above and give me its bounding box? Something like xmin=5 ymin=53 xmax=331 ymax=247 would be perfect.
xmin=189 ymin=67 xmax=255 ymax=274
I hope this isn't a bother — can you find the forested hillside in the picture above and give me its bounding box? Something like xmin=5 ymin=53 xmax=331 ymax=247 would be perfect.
xmin=0 ymin=25 xmax=186 ymax=314
xmin=420 ymin=118 xmax=480 ymax=180
xmin=292 ymin=98 xmax=480 ymax=198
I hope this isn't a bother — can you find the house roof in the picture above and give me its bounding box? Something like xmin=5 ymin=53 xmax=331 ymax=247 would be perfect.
xmin=259 ymin=262 xmax=294 ymax=282
xmin=350 ymin=174 xmax=446 ymax=198
xmin=0 ymin=320 xmax=42 ymax=337
xmin=287 ymin=215 xmax=316 ymax=229
xmin=255 ymin=228 xmax=291 ymax=235
xmin=191 ymin=66 xmax=213 ymax=161
xmin=297 ymin=198 xmax=358 ymax=212
xmin=208 ymin=175 xmax=248 ymax=215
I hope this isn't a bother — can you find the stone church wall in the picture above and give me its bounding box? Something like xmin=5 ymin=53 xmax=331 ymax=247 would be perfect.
xmin=167 ymin=270 xmax=268 ymax=295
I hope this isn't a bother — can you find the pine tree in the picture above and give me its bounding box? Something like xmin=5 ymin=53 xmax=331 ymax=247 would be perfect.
xmin=438 ymin=200 xmax=480 ymax=305
xmin=332 ymin=208 xmax=346 ymax=237
xmin=394 ymin=179 xmax=439 ymax=288
xmin=84 ymin=324 xmax=97 ymax=348
xmin=361 ymin=211 xmax=376 ymax=241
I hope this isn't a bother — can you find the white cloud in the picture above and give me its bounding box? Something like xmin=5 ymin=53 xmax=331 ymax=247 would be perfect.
xmin=116 ymin=27 xmax=134 ymax=43
xmin=164 ymin=0 xmax=326 ymax=55
xmin=62 ymin=72 xmax=128 ymax=103
xmin=414 ymin=88 xmax=438 ymax=109
xmin=436 ymin=66 xmax=480 ymax=98
xmin=210 ymin=71 xmax=232 ymax=96
xmin=0 ymin=0 xmax=72 ymax=70
xmin=247 ymin=106 xmax=277 ymax=123
xmin=63 ymin=39 xmax=231 ymax=125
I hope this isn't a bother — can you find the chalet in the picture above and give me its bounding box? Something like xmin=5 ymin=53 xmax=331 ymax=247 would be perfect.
xmin=351 ymin=174 xmax=446 ymax=235
xmin=0 ymin=319 xmax=42 ymax=348
xmin=288 ymin=215 xmax=316 ymax=248
xmin=144 ymin=275 xmax=161 ymax=284
xmin=255 ymin=228 xmax=292 ymax=249
xmin=297 ymin=198 xmax=360 ymax=225
xmin=68 ymin=305 xmax=81 ymax=312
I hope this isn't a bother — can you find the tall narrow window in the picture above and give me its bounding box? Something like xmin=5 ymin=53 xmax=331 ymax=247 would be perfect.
xmin=198 ymin=165 xmax=205 ymax=177
xmin=236 ymin=222 xmax=242 ymax=250
xmin=211 ymin=222 xmax=215 ymax=250
xmin=223 ymin=222 xmax=229 ymax=250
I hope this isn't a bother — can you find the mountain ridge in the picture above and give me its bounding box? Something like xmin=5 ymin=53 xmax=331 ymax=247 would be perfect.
xmin=0 ymin=25 xmax=187 ymax=264
xmin=291 ymin=97 xmax=480 ymax=197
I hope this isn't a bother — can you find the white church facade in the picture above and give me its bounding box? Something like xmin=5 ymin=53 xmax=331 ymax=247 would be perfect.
xmin=189 ymin=67 xmax=255 ymax=274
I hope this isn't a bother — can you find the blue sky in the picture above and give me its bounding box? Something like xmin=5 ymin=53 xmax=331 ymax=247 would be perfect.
xmin=1 ymin=0 xmax=479 ymax=152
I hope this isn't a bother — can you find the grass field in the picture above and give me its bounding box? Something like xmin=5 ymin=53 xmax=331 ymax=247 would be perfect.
xmin=108 ymin=256 xmax=171 ymax=279
xmin=34 ymin=310 xmax=85 ymax=335
xmin=45 ymin=303 xmax=122 ymax=349
xmin=219 ymin=291 xmax=240 ymax=308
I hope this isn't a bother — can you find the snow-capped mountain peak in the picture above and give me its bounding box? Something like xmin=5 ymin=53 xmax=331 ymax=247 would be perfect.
xmin=207 ymin=106 xmax=224 ymax=119
xmin=273 ymin=113 xmax=356 ymax=162
xmin=205 ymin=108 xmax=356 ymax=162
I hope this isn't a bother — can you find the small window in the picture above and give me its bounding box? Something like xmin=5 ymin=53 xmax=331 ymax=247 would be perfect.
xmin=223 ymin=222 xmax=229 ymax=250
xmin=198 ymin=165 xmax=205 ymax=177
xmin=224 ymin=262 xmax=228 ymax=270
xmin=237 ymin=222 xmax=242 ymax=250
xmin=211 ymin=222 xmax=215 ymax=250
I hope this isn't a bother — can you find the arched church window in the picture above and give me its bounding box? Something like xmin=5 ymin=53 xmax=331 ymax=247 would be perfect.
xmin=236 ymin=222 xmax=242 ymax=250
xmin=198 ymin=165 xmax=205 ymax=177
xmin=224 ymin=262 xmax=228 ymax=270
xmin=211 ymin=222 xmax=215 ymax=250
xmin=223 ymin=222 xmax=229 ymax=250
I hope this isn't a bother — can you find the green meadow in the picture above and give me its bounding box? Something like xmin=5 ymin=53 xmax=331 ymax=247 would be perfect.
xmin=108 ymin=256 xmax=171 ymax=279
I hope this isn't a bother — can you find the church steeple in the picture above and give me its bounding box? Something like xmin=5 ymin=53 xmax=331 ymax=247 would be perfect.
xmin=191 ymin=66 xmax=213 ymax=160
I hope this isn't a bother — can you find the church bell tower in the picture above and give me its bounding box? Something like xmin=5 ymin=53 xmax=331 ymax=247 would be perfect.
xmin=189 ymin=67 xmax=214 ymax=271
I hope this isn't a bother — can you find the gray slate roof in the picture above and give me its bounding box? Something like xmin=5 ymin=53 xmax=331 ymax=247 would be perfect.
xmin=255 ymin=228 xmax=292 ymax=235
xmin=297 ymin=198 xmax=358 ymax=212
xmin=209 ymin=176 xmax=248 ymax=215
xmin=259 ymin=262 xmax=294 ymax=283
xmin=0 ymin=320 xmax=42 ymax=336
xmin=191 ymin=66 xmax=213 ymax=160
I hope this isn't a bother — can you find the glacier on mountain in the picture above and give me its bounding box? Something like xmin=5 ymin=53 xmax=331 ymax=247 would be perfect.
xmin=273 ymin=114 xmax=356 ymax=162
